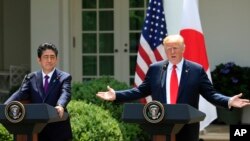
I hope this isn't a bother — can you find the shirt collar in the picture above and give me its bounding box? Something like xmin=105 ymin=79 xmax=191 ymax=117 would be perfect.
xmin=168 ymin=58 xmax=184 ymax=70
xmin=42 ymin=68 xmax=56 ymax=78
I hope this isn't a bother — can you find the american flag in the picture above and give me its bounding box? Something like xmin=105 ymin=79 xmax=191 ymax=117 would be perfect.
xmin=134 ymin=0 xmax=167 ymax=102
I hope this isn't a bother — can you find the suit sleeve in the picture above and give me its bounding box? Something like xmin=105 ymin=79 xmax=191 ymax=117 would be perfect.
xmin=56 ymin=74 xmax=72 ymax=108
xmin=115 ymin=66 xmax=153 ymax=102
xmin=199 ymin=68 xmax=230 ymax=108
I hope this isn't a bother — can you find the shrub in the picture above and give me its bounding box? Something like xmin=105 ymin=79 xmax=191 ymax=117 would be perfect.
xmin=68 ymin=100 xmax=123 ymax=141
xmin=72 ymin=76 xmax=131 ymax=119
xmin=71 ymin=77 xmax=150 ymax=140
xmin=0 ymin=124 xmax=13 ymax=141
xmin=211 ymin=62 xmax=250 ymax=98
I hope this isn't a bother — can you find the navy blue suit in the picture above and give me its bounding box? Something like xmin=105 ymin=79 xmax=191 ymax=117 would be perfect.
xmin=116 ymin=59 xmax=230 ymax=141
xmin=5 ymin=69 xmax=72 ymax=141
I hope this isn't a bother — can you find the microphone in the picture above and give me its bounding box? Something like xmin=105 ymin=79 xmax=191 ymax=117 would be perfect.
xmin=4 ymin=73 xmax=34 ymax=104
xmin=25 ymin=72 xmax=34 ymax=80
xmin=18 ymin=75 xmax=28 ymax=92
xmin=17 ymin=72 xmax=34 ymax=92
xmin=163 ymin=64 xmax=167 ymax=71
xmin=22 ymin=74 xmax=28 ymax=84
xmin=160 ymin=63 xmax=167 ymax=87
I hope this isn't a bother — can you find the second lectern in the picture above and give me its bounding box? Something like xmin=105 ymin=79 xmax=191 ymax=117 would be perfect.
xmin=122 ymin=101 xmax=206 ymax=141
xmin=0 ymin=101 xmax=68 ymax=141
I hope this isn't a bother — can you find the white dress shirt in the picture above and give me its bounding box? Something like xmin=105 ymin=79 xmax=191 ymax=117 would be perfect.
xmin=166 ymin=59 xmax=184 ymax=104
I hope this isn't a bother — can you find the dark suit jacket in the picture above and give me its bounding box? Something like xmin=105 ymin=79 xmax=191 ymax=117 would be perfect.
xmin=115 ymin=59 xmax=230 ymax=141
xmin=5 ymin=69 xmax=72 ymax=141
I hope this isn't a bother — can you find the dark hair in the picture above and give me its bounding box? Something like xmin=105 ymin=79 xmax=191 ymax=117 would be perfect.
xmin=37 ymin=43 xmax=58 ymax=58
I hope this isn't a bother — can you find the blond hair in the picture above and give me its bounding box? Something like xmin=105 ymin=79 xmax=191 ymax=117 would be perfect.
xmin=163 ymin=34 xmax=185 ymax=47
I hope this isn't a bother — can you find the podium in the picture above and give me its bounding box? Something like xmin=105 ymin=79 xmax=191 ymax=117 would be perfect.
xmin=122 ymin=102 xmax=206 ymax=141
xmin=0 ymin=102 xmax=68 ymax=141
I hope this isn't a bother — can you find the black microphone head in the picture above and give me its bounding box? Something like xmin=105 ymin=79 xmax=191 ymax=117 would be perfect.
xmin=163 ymin=64 xmax=167 ymax=70
xmin=25 ymin=72 xmax=35 ymax=80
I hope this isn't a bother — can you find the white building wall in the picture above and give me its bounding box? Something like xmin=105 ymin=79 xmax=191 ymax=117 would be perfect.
xmin=164 ymin=0 xmax=183 ymax=35
xmin=29 ymin=0 xmax=250 ymax=79
xmin=30 ymin=0 xmax=70 ymax=72
xmin=165 ymin=0 xmax=250 ymax=70
xmin=200 ymin=0 xmax=250 ymax=70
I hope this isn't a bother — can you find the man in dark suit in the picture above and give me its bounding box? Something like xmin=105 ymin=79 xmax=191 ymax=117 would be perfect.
xmin=5 ymin=43 xmax=72 ymax=141
xmin=96 ymin=34 xmax=250 ymax=141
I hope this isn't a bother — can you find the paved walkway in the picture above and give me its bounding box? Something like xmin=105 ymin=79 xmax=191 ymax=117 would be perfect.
xmin=199 ymin=124 xmax=229 ymax=141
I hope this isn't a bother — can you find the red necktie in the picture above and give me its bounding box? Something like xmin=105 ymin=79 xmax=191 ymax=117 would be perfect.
xmin=44 ymin=75 xmax=49 ymax=93
xmin=170 ymin=65 xmax=178 ymax=104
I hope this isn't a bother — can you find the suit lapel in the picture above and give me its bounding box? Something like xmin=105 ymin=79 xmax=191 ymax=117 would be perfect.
xmin=177 ymin=60 xmax=190 ymax=102
xmin=45 ymin=69 xmax=62 ymax=98
xmin=160 ymin=60 xmax=190 ymax=103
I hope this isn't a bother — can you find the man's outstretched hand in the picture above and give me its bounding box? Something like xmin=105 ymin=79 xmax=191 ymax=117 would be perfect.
xmin=229 ymin=93 xmax=250 ymax=108
xmin=96 ymin=86 xmax=116 ymax=101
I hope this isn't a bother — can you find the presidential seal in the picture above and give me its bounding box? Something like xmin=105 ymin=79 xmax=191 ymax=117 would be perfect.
xmin=5 ymin=101 xmax=25 ymax=123
xmin=143 ymin=101 xmax=165 ymax=123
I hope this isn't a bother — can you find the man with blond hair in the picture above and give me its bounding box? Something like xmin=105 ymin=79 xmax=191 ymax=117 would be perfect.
xmin=96 ymin=34 xmax=250 ymax=141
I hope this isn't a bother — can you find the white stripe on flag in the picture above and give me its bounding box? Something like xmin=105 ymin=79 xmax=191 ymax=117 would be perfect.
xmin=140 ymin=36 xmax=157 ymax=63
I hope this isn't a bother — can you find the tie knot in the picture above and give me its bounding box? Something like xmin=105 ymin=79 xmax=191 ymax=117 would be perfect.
xmin=45 ymin=75 xmax=49 ymax=80
xmin=173 ymin=65 xmax=177 ymax=69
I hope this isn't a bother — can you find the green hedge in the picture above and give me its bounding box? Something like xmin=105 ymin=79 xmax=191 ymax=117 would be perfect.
xmin=71 ymin=77 xmax=150 ymax=140
xmin=68 ymin=100 xmax=123 ymax=141
xmin=0 ymin=124 xmax=13 ymax=141
xmin=72 ymin=77 xmax=129 ymax=119
xmin=211 ymin=62 xmax=250 ymax=98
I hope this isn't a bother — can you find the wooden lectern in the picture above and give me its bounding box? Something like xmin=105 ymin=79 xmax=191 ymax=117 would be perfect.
xmin=122 ymin=103 xmax=206 ymax=141
xmin=0 ymin=103 xmax=68 ymax=141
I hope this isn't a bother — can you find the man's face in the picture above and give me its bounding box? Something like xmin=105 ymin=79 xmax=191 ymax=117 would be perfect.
xmin=37 ymin=49 xmax=58 ymax=73
xmin=165 ymin=43 xmax=185 ymax=65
